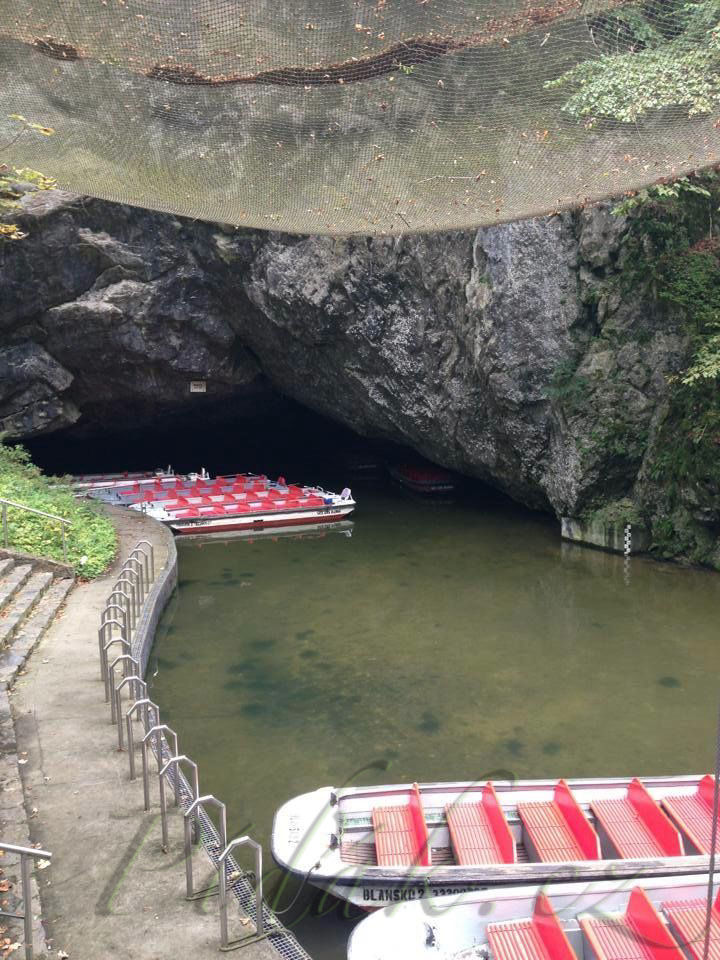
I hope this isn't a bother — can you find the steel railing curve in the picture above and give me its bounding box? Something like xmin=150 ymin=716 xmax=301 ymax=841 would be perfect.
xmin=141 ymin=725 xmax=179 ymax=812
xmin=158 ymin=755 xmax=199 ymax=852
xmin=114 ymin=676 xmax=147 ymax=750
xmin=94 ymin=541 xmax=301 ymax=957
xmin=101 ymin=602 xmax=129 ymax=642
xmin=113 ymin=579 xmax=138 ymax=630
xmin=107 ymin=654 xmax=140 ymax=724
xmin=218 ymin=837 xmax=277 ymax=952
xmin=122 ymin=556 xmax=146 ymax=602
xmin=130 ymin=542 xmax=154 ymax=584
xmin=0 ymin=842 xmax=52 ymax=960
xmin=102 ymin=637 xmax=131 ymax=699
xmin=125 ymin=698 xmax=159 ymax=780
xmin=184 ymin=795 xmax=228 ymax=900
xmin=115 ymin=573 xmax=140 ymax=624
xmin=98 ymin=618 xmax=127 ymax=682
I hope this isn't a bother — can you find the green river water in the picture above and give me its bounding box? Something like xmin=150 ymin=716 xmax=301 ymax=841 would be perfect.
xmin=148 ymin=474 xmax=720 ymax=959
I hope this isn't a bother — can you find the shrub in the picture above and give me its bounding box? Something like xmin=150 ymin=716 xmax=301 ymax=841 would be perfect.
xmin=0 ymin=439 xmax=116 ymax=577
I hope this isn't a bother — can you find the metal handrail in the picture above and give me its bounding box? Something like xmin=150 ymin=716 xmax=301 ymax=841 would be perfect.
xmin=108 ymin=654 xmax=140 ymax=724
xmin=98 ymin=618 xmax=126 ymax=681
xmin=122 ymin=557 xmax=146 ymax=603
xmin=102 ymin=635 xmax=130 ymax=700
xmin=114 ymin=676 xmax=147 ymax=750
xmin=114 ymin=578 xmax=138 ymax=629
xmin=96 ymin=541 xmax=297 ymax=957
xmin=105 ymin=591 xmax=134 ymax=636
xmin=218 ymin=837 xmax=272 ymax=951
xmin=0 ymin=498 xmax=72 ymax=563
xmin=141 ymin=725 xmax=178 ymax=811
xmin=184 ymin=795 xmax=227 ymax=901
xmin=0 ymin=841 xmax=52 ymax=960
xmin=158 ymin=756 xmax=199 ymax=852
xmin=130 ymin=543 xmax=154 ymax=586
xmin=125 ymin=698 xmax=159 ymax=780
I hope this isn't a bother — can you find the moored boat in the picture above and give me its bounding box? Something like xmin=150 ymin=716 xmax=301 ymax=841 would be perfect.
xmin=129 ymin=480 xmax=355 ymax=535
xmin=347 ymin=872 xmax=720 ymax=960
xmin=388 ymin=463 xmax=457 ymax=494
xmin=271 ymin=774 xmax=720 ymax=910
xmin=71 ymin=466 xmax=180 ymax=490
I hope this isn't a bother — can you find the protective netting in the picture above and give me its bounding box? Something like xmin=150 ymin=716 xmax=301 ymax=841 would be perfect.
xmin=1 ymin=0 xmax=719 ymax=235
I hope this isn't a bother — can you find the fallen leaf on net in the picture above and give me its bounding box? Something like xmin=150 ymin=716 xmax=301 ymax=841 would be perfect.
xmin=0 ymin=882 xmax=11 ymax=893
xmin=37 ymin=860 xmax=51 ymax=870
xmin=57 ymin=951 xmax=69 ymax=959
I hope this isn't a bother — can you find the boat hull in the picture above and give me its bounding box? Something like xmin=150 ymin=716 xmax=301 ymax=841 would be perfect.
xmin=271 ymin=775 xmax=715 ymax=911
xmin=170 ymin=506 xmax=354 ymax=535
xmin=347 ymin=872 xmax=720 ymax=959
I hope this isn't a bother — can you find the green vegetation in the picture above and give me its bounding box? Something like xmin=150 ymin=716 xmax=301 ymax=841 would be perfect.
xmin=545 ymin=356 xmax=590 ymax=413
xmin=547 ymin=0 xmax=720 ymax=124
xmin=0 ymin=440 xmax=116 ymax=577
xmin=609 ymin=171 xmax=720 ymax=563
xmin=585 ymin=497 xmax=643 ymax=528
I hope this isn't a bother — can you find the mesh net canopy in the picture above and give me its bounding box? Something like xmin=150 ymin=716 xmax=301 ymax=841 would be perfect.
xmin=1 ymin=0 xmax=719 ymax=235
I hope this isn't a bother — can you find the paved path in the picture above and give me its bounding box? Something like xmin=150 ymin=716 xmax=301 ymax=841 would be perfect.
xmin=10 ymin=508 xmax=279 ymax=960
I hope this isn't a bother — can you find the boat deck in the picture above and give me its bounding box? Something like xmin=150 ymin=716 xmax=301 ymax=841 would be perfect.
xmin=335 ymin=776 xmax=714 ymax=870
xmin=664 ymin=897 xmax=720 ymax=960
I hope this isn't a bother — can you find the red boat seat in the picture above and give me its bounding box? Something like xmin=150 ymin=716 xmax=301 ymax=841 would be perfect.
xmin=663 ymin=889 xmax=720 ymax=960
xmin=662 ymin=776 xmax=720 ymax=854
xmin=580 ymin=887 xmax=684 ymax=960
xmin=590 ymin=779 xmax=684 ymax=859
xmin=487 ymin=893 xmax=575 ymax=960
xmin=372 ymin=783 xmax=430 ymax=867
xmin=445 ymin=782 xmax=516 ymax=865
xmin=517 ymin=779 xmax=601 ymax=862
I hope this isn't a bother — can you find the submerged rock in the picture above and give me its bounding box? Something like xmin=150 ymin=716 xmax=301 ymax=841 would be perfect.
xmin=0 ymin=187 xmax=715 ymax=564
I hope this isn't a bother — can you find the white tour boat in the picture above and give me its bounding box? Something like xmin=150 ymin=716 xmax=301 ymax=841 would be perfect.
xmin=271 ymin=774 xmax=719 ymax=909
xmin=127 ymin=478 xmax=355 ymax=535
xmin=347 ymin=872 xmax=720 ymax=960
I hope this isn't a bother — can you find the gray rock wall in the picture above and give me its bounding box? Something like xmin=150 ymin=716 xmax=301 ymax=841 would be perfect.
xmin=0 ymin=188 xmax=694 ymax=539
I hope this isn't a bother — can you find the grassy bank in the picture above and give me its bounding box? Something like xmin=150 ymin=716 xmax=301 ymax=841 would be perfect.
xmin=0 ymin=440 xmax=116 ymax=577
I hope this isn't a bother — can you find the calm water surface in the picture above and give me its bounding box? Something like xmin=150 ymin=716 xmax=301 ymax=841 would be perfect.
xmin=149 ymin=477 xmax=720 ymax=958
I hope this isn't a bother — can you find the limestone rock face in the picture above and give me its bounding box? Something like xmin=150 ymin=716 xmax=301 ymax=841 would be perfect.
xmin=0 ymin=188 xmax=694 ymax=538
xmin=1 ymin=191 xmax=270 ymax=435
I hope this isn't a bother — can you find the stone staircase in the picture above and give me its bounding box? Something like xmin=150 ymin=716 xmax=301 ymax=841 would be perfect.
xmin=0 ymin=553 xmax=74 ymax=684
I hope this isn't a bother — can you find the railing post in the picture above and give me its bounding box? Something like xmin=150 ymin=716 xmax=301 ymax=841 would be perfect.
xmin=218 ymin=837 xmax=268 ymax=951
xmin=61 ymin=522 xmax=67 ymax=564
xmin=141 ymin=725 xmax=178 ymax=811
xmin=125 ymin=698 xmax=159 ymax=780
xmin=184 ymin=795 xmax=227 ymax=900
xmin=20 ymin=851 xmax=32 ymax=960
xmin=123 ymin=557 xmax=145 ymax=603
xmin=101 ymin=637 xmax=130 ymax=701
xmin=0 ymin=842 xmax=51 ymax=960
xmin=98 ymin=616 xmax=127 ymax=681
xmin=114 ymin=578 xmax=138 ymax=630
xmin=114 ymin=676 xmax=146 ymax=749
xmin=101 ymin=603 xmax=129 ymax=643
xmin=107 ymin=654 xmax=139 ymax=723
xmin=158 ymin=756 xmax=199 ymax=852
xmin=2 ymin=501 xmax=8 ymax=548
xmin=132 ymin=541 xmax=154 ymax=584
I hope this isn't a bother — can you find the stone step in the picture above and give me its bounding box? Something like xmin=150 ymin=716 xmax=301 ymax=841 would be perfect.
xmin=0 ymin=564 xmax=33 ymax=614
xmin=0 ymin=558 xmax=14 ymax=580
xmin=0 ymin=578 xmax=74 ymax=685
xmin=0 ymin=571 xmax=54 ymax=650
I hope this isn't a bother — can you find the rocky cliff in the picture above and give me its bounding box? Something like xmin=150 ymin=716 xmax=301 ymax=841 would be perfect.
xmin=1 ymin=185 xmax=717 ymax=565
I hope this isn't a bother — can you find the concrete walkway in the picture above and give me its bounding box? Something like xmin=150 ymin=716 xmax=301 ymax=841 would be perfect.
xmin=10 ymin=508 xmax=280 ymax=960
